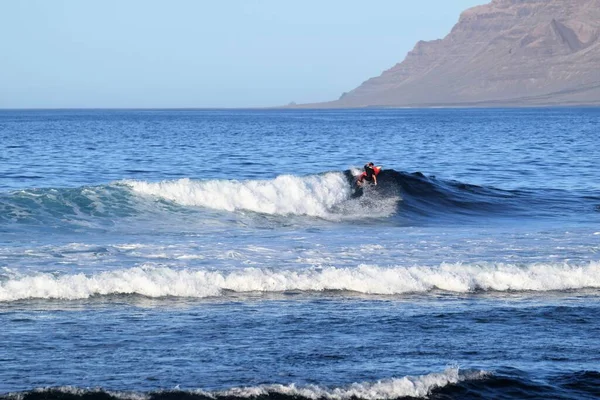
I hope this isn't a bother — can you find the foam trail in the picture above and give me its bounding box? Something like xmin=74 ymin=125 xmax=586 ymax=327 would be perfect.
xmin=1 ymin=262 xmax=599 ymax=302
xmin=122 ymin=173 xmax=352 ymax=217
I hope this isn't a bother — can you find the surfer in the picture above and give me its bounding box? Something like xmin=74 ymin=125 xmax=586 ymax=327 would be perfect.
xmin=357 ymin=162 xmax=378 ymax=186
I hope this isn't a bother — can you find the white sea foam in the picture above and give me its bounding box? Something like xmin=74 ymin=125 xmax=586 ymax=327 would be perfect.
xmin=122 ymin=174 xmax=352 ymax=217
xmin=121 ymin=174 xmax=399 ymax=219
xmin=210 ymin=367 xmax=487 ymax=400
xmin=1 ymin=262 xmax=599 ymax=302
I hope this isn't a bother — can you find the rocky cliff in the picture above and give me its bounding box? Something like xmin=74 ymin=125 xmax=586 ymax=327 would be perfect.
xmin=317 ymin=0 xmax=600 ymax=107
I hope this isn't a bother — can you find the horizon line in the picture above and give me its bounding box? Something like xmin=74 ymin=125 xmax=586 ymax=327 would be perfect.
xmin=2 ymin=105 xmax=600 ymax=111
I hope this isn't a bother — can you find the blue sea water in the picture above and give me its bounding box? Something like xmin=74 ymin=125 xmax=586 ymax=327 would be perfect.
xmin=1 ymin=108 xmax=599 ymax=399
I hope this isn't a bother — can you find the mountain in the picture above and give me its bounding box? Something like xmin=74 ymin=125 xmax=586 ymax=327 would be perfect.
xmin=312 ymin=0 xmax=600 ymax=107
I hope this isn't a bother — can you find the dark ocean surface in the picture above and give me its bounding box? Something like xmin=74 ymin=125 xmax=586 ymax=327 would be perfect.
xmin=1 ymin=108 xmax=599 ymax=399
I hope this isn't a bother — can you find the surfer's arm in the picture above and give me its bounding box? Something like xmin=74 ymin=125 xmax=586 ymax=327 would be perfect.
xmin=373 ymin=175 xmax=377 ymax=185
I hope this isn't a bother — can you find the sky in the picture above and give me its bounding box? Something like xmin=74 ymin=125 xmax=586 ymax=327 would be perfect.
xmin=0 ymin=0 xmax=486 ymax=108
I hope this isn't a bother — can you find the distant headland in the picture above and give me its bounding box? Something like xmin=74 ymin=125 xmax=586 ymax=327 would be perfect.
xmin=296 ymin=0 xmax=600 ymax=108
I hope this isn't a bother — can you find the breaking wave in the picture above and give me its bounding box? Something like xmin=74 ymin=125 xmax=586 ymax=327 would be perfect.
xmin=1 ymin=262 xmax=599 ymax=302
xmin=123 ymin=173 xmax=362 ymax=218
xmin=4 ymin=369 xmax=600 ymax=400
xmin=0 ymin=367 xmax=486 ymax=400
xmin=1 ymin=169 xmax=597 ymax=227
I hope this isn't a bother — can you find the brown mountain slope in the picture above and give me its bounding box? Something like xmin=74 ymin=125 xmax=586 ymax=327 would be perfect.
xmin=314 ymin=0 xmax=600 ymax=107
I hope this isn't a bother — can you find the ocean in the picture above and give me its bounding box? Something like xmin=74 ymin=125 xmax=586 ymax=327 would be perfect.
xmin=1 ymin=108 xmax=599 ymax=399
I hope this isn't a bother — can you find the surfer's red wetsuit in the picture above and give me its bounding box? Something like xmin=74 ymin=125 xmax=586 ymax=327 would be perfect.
xmin=357 ymin=164 xmax=381 ymax=185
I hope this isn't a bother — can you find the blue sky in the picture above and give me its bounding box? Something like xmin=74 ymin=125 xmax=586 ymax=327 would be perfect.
xmin=0 ymin=0 xmax=486 ymax=108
